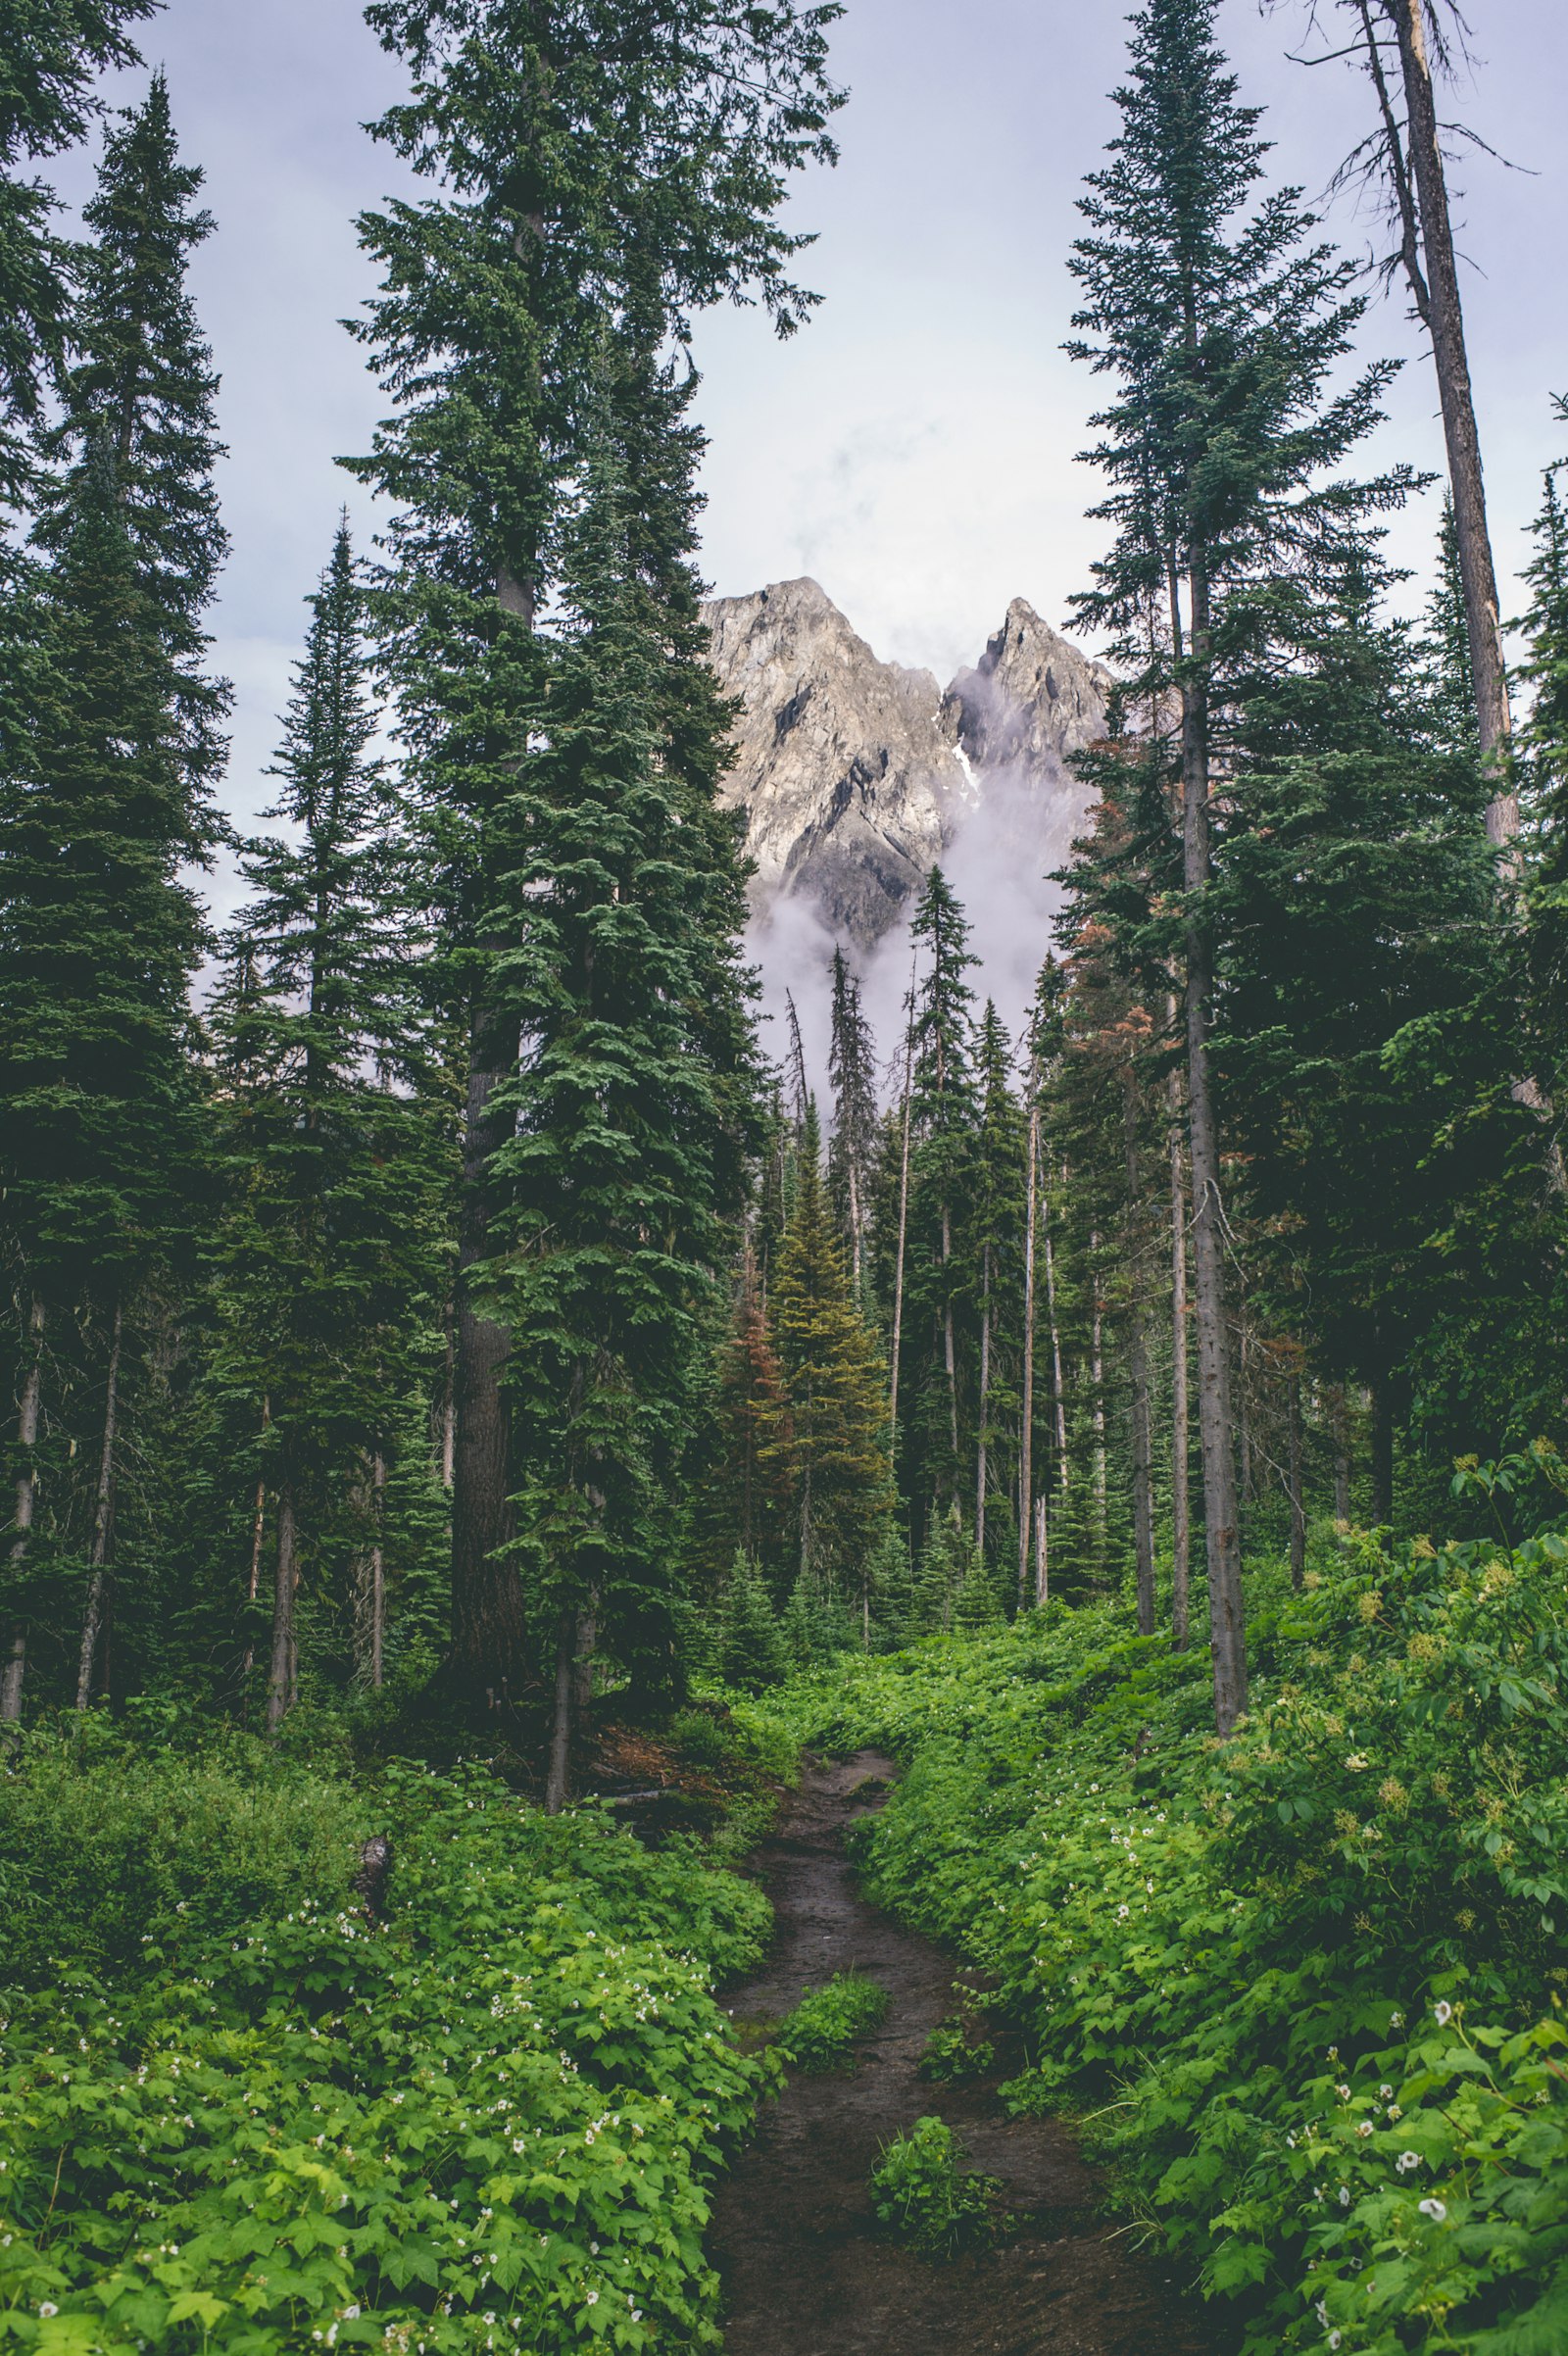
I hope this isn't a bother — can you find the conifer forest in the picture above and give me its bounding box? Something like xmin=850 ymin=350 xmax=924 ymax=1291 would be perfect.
xmin=3 ymin=1 xmax=1568 ymax=2351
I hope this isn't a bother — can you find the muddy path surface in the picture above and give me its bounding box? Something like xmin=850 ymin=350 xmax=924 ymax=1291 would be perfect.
xmin=707 ymin=1752 xmax=1224 ymax=2356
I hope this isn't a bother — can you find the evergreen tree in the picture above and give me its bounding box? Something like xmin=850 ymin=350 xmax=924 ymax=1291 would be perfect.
xmin=902 ymin=868 xmax=979 ymax=1536
xmin=716 ymin=1549 xmax=785 ymax=1692
xmin=1519 ymin=449 xmax=1568 ymax=1107
xmin=827 ymin=947 xmax=878 ymax=1301
xmin=0 ymin=438 xmax=211 ymax=1720
xmin=0 ymin=0 xmax=152 ymax=524
xmin=969 ymin=1002 xmax=1026 ymax=1570
xmin=1420 ymin=497 xmax=1478 ymax=758
xmin=1068 ymin=0 xmax=1414 ymax=1731
xmin=206 ymin=520 xmax=446 ymax=1730
xmin=766 ymin=1101 xmax=893 ymax=1608
xmin=690 ymin=1269 xmax=796 ymax=1595
xmin=350 ymin=0 xmax=843 ymax=1719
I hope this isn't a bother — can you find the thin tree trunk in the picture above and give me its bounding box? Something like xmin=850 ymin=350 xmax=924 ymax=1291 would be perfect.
xmin=942 ymin=1204 xmax=958 ymax=1465
xmin=1383 ymin=0 xmax=1513 ymax=819
xmin=1288 ymin=1372 xmax=1307 ymax=1591
xmin=369 ymin=1449 xmax=386 ymax=1690
xmin=1332 ymin=1385 xmax=1352 ymax=1521
xmin=1 ymin=1296 xmax=45 ymax=1725
xmin=1043 ymin=1192 xmax=1067 ymax=1488
xmin=74 ymin=1301 xmax=123 ymax=1709
xmin=975 ymin=1244 xmax=991 ymax=1558
xmin=1034 ymin=1493 xmax=1049 ymax=1609
xmin=1370 ymin=1382 xmax=1395 ymax=1530
xmin=451 ymin=1048 xmax=521 ymax=1702
xmin=1121 ymin=1077 xmax=1156 ymax=1639
xmin=544 ymin=1603 xmax=575 ymax=1814
xmin=241 ymin=1397 xmax=270 ymax=1683
xmin=1090 ymin=1232 xmax=1106 ymax=1570
xmin=440 ymin=1297 xmax=456 ymax=1490
xmin=888 ymin=966 xmax=916 ymax=1445
xmin=1018 ymin=1084 xmax=1040 ymax=1607
xmin=1168 ymin=1066 xmax=1192 ymax=1651
xmin=1178 ymin=563 xmax=1248 ymax=1735
xmin=266 ymin=1477 xmax=299 ymax=1735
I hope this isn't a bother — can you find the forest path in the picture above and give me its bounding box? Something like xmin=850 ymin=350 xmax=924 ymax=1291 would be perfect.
xmin=707 ymin=1751 xmax=1222 ymax=2356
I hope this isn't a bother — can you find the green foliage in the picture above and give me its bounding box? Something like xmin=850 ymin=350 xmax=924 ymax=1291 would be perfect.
xmin=773 ymin=1972 xmax=890 ymax=2073
xmin=0 ymin=1756 xmax=776 ymax=2355
xmin=917 ymin=2011 xmax=995 ymax=2085
xmin=783 ymin=1494 xmax=1568 ymax=2347
xmin=867 ymin=2116 xmax=1008 ymax=2261
xmin=0 ymin=1721 xmax=362 ymax=1989
xmin=716 ymin=1553 xmax=787 ymax=1693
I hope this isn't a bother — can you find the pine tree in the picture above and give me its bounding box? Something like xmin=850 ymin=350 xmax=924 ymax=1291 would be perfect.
xmin=827 ymin=947 xmax=878 ymax=1300
xmin=766 ymin=1102 xmax=893 ymax=1607
xmin=1068 ymin=0 xmax=1414 ymax=1731
xmin=0 ymin=0 xmax=152 ymax=523
xmin=716 ymin=1549 xmax=786 ymax=1692
xmin=969 ymin=1002 xmax=1025 ymax=1569
xmin=351 ymin=0 xmax=843 ymax=1719
xmin=206 ymin=519 xmax=445 ymax=1731
xmin=0 ymin=438 xmax=210 ymax=1719
xmin=1519 ymin=449 xmax=1568 ymax=1108
xmin=1420 ymin=498 xmax=1477 ymax=759
xmin=691 ymin=1270 xmax=796 ymax=1595
xmin=903 ymin=868 xmax=979 ymax=1536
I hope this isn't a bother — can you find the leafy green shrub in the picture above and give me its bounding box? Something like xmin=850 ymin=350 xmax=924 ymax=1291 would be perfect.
xmin=0 ymin=1761 xmax=776 ymax=2355
xmin=784 ymin=1504 xmax=1568 ymax=2350
xmin=918 ymin=2012 xmax=995 ymax=2084
xmin=774 ymin=1972 xmax=890 ymax=2071
xmin=0 ymin=1723 xmax=362 ymax=1989
xmin=868 ymin=2115 xmax=1008 ymax=2259
xmin=668 ymin=1705 xmax=730 ymax=1770
xmin=717 ymin=1552 xmax=786 ymax=1691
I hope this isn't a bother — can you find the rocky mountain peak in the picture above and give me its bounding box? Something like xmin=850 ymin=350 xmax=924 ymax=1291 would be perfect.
xmin=702 ymin=579 xmax=1111 ymax=950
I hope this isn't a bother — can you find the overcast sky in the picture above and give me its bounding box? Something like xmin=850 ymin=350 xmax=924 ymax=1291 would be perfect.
xmin=54 ymin=0 xmax=1568 ymax=876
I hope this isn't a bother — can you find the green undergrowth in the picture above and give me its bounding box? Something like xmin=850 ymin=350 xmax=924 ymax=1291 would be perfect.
xmin=781 ymin=1503 xmax=1568 ymax=2352
xmin=0 ymin=1742 xmax=777 ymax=2356
xmin=772 ymin=1973 xmax=890 ymax=2072
xmin=867 ymin=2116 xmax=1009 ymax=2261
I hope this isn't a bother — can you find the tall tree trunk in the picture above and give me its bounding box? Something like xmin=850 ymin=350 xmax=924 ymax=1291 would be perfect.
xmin=1179 ymin=572 xmax=1248 ymax=1735
xmin=888 ymin=971 xmax=915 ymax=1446
xmin=1287 ymin=1371 xmax=1307 ymax=1591
xmin=1 ymin=1296 xmax=45 ymax=1725
xmin=241 ymin=1397 xmax=270 ymax=1683
xmin=1121 ymin=1077 xmax=1156 ymax=1639
xmin=1018 ymin=1084 xmax=1040 ymax=1608
xmin=451 ymin=1047 xmax=522 ymax=1702
xmin=354 ymin=1448 xmax=387 ymax=1691
xmin=1034 ymin=1494 xmax=1049 ymax=1608
xmin=266 ymin=1475 xmax=299 ymax=1735
xmin=975 ymin=1244 xmax=992 ymax=1558
xmin=1168 ymin=1067 xmax=1192 ymax=1650
xmin=1383 ymin=0 xmax=1512 ymax=820
xmin=1090 ymin=1232 xmax=1107 ymax=1571
xmin=544 ymin=1603 xmax=575 ymax=1814
xmin=74 ymin=1301 xmax=123 ymax=1708
xmin=1331 ymin=1384 xmax=1352 ymax=1521
xmin=942 ymin=1203 xmax=958 ymax=1466
xmin=1370 ymin=1382 xmax=1395 ymax=1530
xmin=1044 ymin=1188 xmax=1068 ymax=1488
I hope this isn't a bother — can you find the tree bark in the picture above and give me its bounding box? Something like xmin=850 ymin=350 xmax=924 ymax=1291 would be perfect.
xmin=1090 ymin=1233 xmax=1107 ymax=1572
xmin=1370 ymin=1382 xmax=1395 ymax=1530
xmin=975 ymin=1244 xmax=992 ymax=1559
xmin=1 ymin=1296 xmax=45 ymax=1725
xmin=74 ymin=1301 xmax=123 ymax=1708
xmin=544 ymin=1603 xmax=575 ymax=1814
xmin=1018 ymin=1083 xmax=1040 ymax=1608
xmin=1168 ymin=1067 xmax=1192 ymax=1650
xmin=1043 ymin=1189 xmax=1068 ymax=1489
xmin=887 ymin=966 xmax=915 ymax=1447
xmin=1179 ymin=565 xmax=1248 ymax=1735
xmin=1332 ymin=1385 xmax=1352 ymax=1521
xmin=450 ymin=1049 xmax=523 ymax=1701
xmin=1034 ymin=1494 xmax=1049 ymax=1608
xmin=1287 ymin=1370 xmax=1307 ymax=1590
xmin=266 ymin=1476 xmax=299 ymax=1734
xmin=1383 ymin=0 xmax=1514 ymax=822
xmin=1121 ymin=1076 xmax=1156 ymax=1639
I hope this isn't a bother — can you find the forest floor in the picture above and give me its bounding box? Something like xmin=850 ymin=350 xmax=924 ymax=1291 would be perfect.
xmin=706 ymin=1751 xmax=1226 ymax=2356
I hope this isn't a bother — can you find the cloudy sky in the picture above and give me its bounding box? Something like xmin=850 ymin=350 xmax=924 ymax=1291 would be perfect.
xmin=54 ymin=0 xmax=1568 ymax=877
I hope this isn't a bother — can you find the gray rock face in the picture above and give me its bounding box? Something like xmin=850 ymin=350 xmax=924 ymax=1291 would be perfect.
xmin=703 ymin=578 xmax=1110 ymax=950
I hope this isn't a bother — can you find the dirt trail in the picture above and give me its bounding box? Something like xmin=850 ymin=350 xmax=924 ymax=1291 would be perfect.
xmin=707 ymin=1752 xmax=1223 ymax=2356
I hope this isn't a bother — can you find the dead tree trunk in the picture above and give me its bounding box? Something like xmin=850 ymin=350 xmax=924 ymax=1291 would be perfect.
xmin=975 ymin=1243 xmax=992 ymax=1559
xmin=1034 ymin=1494 xmax=1049 ymax=1608
xmin=1179 ymin=567 xmax=1248 ymax=1735
xmin=1287 ymin=1371 xmax=1307 ymax=1590
xmin=74 ymin=1300 xmax=123 ymax=1708
xmin=1381 ymin=0 xmax=1513 ymax=825
xmin=1 ymin=1296 xmax=45 ymax=1725
xmin=266 ymin=1474 xmax=299 ymax=1735
xmin=1043 ymin=1187 xmax=1067 ymax=1489
xmin=1090 ymin=1233 xmax=1107 ymax=1573
xmin=887 ymin=967 xmax=916 ymax=1448
xmin=1121 ymin=1075 xmax=1156 ymax=1639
